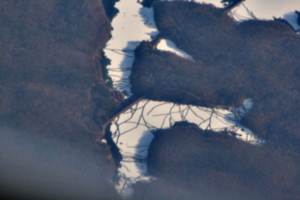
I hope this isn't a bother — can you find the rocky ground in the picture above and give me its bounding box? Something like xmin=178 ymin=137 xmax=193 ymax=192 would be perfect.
xmin=0 ymin=0 xmax=121 ymax=199
xmin=133 ymin=122 xmax=300 ymax=200
xmin=1 ymin=0 xmax=299 ymax=199
xmin=131 ymin=1 xmax=300 ymax=199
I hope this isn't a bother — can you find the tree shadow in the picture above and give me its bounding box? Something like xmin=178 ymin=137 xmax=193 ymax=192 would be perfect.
xmin=138 ymin=6 xmax=159 ymax=36
xmin=283 ymin=11 xmax=300 ymax=32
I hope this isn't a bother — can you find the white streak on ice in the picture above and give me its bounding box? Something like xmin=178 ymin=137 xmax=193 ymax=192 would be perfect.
xmin=156 ymin=39 xmax=193 ymax=60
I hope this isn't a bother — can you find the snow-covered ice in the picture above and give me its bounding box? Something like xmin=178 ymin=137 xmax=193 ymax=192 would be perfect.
xmin=103 ymin=1 xmax=158 ymax=96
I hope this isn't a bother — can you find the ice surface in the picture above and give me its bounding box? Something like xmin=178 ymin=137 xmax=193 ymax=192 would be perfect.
xmin=103 ymin=1 xmax=158 ymax=96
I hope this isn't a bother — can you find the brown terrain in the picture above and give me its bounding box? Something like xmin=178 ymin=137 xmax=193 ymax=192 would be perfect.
xmin=0 ymin=0 xmax=121 ymax=199
xmin=133 ymin=122 xmax=300 ymax=200
xmin=131 ymin=1 xmax=300 ymax=199
xmin=1 ymin=0 xmax=300 ymax=199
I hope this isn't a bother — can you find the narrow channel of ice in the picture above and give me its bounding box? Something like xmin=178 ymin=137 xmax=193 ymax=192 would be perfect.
xmin=103 ymin=1 xmax=158 ymax=96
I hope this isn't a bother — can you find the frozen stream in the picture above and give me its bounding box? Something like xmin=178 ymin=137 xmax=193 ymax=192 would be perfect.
xmin=103 ymin=0 xmax=300 ymax=199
